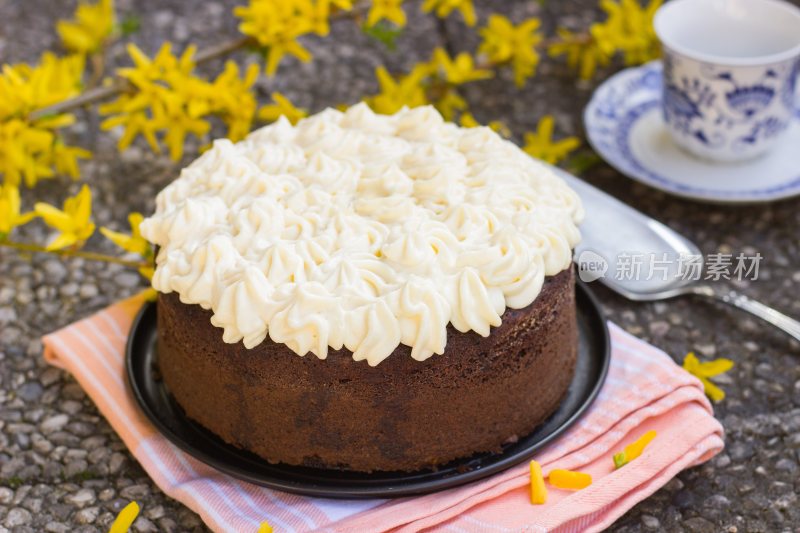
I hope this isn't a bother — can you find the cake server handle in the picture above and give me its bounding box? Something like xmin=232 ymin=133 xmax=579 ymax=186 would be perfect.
xmin=698 ymin=286 xmax=800 ymax=343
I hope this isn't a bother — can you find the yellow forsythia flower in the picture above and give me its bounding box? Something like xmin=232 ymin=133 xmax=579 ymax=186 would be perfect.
xmin=108 ymin=501 xmax=140 ymax=533
xmin=258 ymin=521 xmax=273 ymax=533
xmin=35 ymin=184 xmax=95 ymax=251
xmin=235 ymin=0 xmax=347 ymax=76
xmin=0 ymin=52 xmax=84 ymax=120
xmin=155 ymin=95 xmax=212 ymax=161
xmin=366 ymin=0 xmax=406 ymax=27
xmin=102 ymin=43 xmax=262 ymax=159
xmin=682 ymin=352 xmax=734 ymax=402
xmin=422 ymin=0 xmax=476 ymax=27
xmin=459 ymin=112 xmax=480 ymax=128
xmin=364 ymin=65 xmax=428 ymax=115
xmin=522 ymin=115 xmax=580 ymax=164
xmin=100 ymin=212 xmax=151 ymax=257
xmin=258 ymin=92 xmax=308 ymax=125
xmin=433 ymin=89 xmax=466 ymax=121
xmin=0 ymin=53 xmax=89 ymax=186
xmin=548 ymin=28 xmax=610 ymax=81
xmin=212 ymin=61 xmax=260 ymax=141
xmin=56 ymin=0 xmax=116 ymax=55
xmin=51 ymin=142 xmax=93 ymax=180
xmin=592 ymin=0 xmax=662 ymax=67
xmin=478 ymin=15 xmax=543 ymax=87
xmin=0 ymin=120 xmax=55 ymax=187
xmin=0 ymin=183 xmax=35 ymax=238
xmin=432 ymin=47 xmax=493 ymax=85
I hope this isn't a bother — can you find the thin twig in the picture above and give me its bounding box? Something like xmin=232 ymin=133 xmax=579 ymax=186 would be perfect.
xmin=0 ymin=240 xmax=148 ymax=268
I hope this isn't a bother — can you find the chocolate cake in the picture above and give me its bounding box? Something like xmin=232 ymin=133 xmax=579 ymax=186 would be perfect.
xmin=140 ymin=104 xmax=584 ymax=472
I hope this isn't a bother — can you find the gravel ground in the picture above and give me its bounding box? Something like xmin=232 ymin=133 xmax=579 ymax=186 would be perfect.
xmin=1 ymin=0 xmax=800 ymax=531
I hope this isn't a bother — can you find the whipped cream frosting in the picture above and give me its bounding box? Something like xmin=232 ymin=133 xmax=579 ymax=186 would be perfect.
xmin=140 ymin=104 xmax=583 ymax=366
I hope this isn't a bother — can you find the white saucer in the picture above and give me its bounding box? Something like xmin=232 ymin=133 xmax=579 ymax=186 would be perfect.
xmin=584 ymin=61 xmax=800 ymax=203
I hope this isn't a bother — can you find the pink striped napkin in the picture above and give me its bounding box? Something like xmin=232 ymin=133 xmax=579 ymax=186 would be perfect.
xmin=42 ymin=293 xmax=724 ymax=533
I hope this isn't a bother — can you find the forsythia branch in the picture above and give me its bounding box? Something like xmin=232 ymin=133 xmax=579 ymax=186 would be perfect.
xmin=0 ymin=240 xmax=149 ymax=269
xmin=29 ymin=35 xmax=255 ymax=121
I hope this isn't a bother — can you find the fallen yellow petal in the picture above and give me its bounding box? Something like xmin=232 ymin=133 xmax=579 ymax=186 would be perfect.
xmin=109 ymin=501 xmax=140 ymax=533
xmin=529 ymin=460 xmax=547 ymax=504
xmin=682 ymin=352 xmax=733 ymax=402
xmin=548 ymin=469 xmax=592 ymax=490
xmin=625 ymin=430 xmax=657 ymax=461
xmin=614 ymin=430 xmax=657 ymax=469
xmin=258 ymin=521 xmax=273 ymax=533
xmin=701 ymin=377 xmax=726 ymax=402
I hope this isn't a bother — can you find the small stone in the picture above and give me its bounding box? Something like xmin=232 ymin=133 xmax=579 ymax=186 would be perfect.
xmin=22 ymin=497 xmax=42 ymax=513
xmin=120 ymin=484 xmax=149 ymax=500
xmin=44 ymin=522 xmax=71 ymax=533
xmin=0 ymin=487 xmax=13 ymax=504
xmin=12 ymin=484 xmax=31 ymax=504
xmin=755 ymin=363 xmax=773 ymax=379
xmin=696 ymin=343 xmax=716 ymax=356
xmin=15 ymin=431 xmax=30 ymax=449
xmin=63 ymin=459 xmax=90 ymax=479
xmin=109 ymin=453 xmax=127 ymax=474
xmin=78 ymin=283 xmax=99 ymax=299
xmin=40 ymin=368 xmax=62 ymax=387
xmin=66 ymin=421 xmax=95 ymax=437
xmin=1 ymin=457 xmax=25 ymax=478
xmin=81 ymin=435 xmax=106 ymax=450
xmin=75 ymin=506 xmax=100 ymax=524
xmin=157 ymin=517 xmax=178 ymax=533
xmin=60 ymin=400 xmax=83 ymax=415
xmin=774 ymin=458 xmax=797 ymax=472
xmin=705 ymin=494 xmax=731 ymax=509
xmin=648 ymin=320 xmax=670 ymax=337
xmin=173 ymin=18 xmax=190 ymax=41
xmin=3 ymin=507 xmax=32 ymax=527
xmin=641 ymin=514 xmax=660 ymax=529
xmin=0 ymin=306 xmax=18 ymax=323
xmin=144 ymin=505 xmax=165 ymax=520
xmin=49 ymin=431 xmax=80 ymax=447
xmin=64 ymin=488 xmax=95 ymax=508
xmin=774 ymin=492 xmax=797 ymax=510
xmin=133 ymin=516 xmax=158 ymax=532
xmin=178 ymin=508 xmax=203 ymax=528
xmin=729 ymin=441 xmax=754 ymax=462
xmin=115 ymin=272 xmax=142 ymax=288
xmin=59 ymin=282 xmax=79 ymax=297
xmin=15 ymin=382 xmax=43 ymax=402
xmin=65 ymin=449 xmax=88 ymax=461
xmin=98 ymin=488 xmax=115 ymax=501
xmin=88 ymin=447 xmax=110 ymax=465
xmin=39 ymin=414 xmax=68 ymax=434
xmin=43 ymin=260 xmax=68 ymax=283
xmin=683 ymin=516 xmax=716 ymax=533
xmin=153 ymin=10 xmax=174 ymax=28
xmin=715 ymin=454 xmax=732 ymax=468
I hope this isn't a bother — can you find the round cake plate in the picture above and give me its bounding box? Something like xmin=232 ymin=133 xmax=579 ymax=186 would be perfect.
xmin=126 ymin=281 xmax=610 ymax=499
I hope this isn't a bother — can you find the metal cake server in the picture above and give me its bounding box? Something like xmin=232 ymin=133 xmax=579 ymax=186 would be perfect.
xmin=552 ymin=167 xmax=800 ymax=343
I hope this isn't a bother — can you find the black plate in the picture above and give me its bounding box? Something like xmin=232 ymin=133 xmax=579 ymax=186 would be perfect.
xmin=126 ymin=281 xmax=610 ymax=498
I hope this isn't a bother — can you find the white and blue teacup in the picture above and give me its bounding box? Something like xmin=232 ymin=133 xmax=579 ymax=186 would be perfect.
xmin=654 ymin=0 xmax=800 ymax=162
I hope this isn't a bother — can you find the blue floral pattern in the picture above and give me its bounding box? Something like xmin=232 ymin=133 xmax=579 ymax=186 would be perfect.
xmin=661 ymin=52 xmax=796 ymax=157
